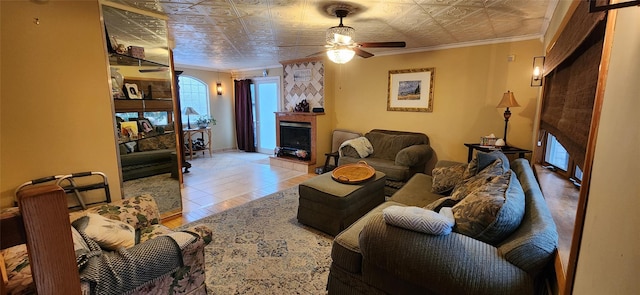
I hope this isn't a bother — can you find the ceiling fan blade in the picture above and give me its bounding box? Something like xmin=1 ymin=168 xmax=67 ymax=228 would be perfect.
xmin=354 ymin=48 xmax=374 ymax=58
xmin=358 ymin=41 xmax=406 ymax=48
xmin=278 ymin=44 xmax=323 ymax=48
xmin=306 ymin=50 xmax=327 ymax=57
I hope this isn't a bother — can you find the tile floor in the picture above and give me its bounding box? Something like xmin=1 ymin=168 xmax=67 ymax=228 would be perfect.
xmin=162 ymin=150 xmax=317 ymax=228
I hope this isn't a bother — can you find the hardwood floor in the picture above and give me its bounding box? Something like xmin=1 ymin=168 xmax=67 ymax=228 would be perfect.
xmin=162 ymin=150 xmax=317 ymax=229
xmin=534 ymin=164 xmax=579 ymax=276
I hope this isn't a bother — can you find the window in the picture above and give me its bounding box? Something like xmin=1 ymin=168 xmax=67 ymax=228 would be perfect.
xmin=178 ymin=76 xmax=210 ymax=122
xmin=542 ymin=131 xmax=582 ymax=185
xmin=115 ymin=112 xmax=138 ymax=122
xmin=144 ymin=111 xmax=168 ymax=126
xmin=545 ymin=134 xmax=569 ymax=171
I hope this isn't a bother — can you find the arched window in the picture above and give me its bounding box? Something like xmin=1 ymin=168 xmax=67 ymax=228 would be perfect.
xmin=179 ymin=76 xmax=209 ymax=126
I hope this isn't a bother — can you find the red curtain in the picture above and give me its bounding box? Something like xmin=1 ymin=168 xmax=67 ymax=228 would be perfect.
xmin=234 ymin=79 xmax=256 ymax=152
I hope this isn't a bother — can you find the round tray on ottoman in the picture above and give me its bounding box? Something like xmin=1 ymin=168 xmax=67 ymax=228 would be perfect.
xmin=331 ymin=161 xmax=375 ymax=184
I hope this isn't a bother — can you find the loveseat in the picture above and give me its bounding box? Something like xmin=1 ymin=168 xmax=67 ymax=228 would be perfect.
xmin=119 ymin=132 xmax=177 ymax=181
xmin=1 ymin=186 xmax=212 ymax=295
xmin=327 ymin=153 xmax=558 ymax=295
xmin=338 ymin=129 xmax=433 ymax=194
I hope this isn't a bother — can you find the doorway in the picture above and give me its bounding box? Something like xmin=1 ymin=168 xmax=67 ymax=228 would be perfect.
xmin=250 ymin=76 xmax=280 ymax=155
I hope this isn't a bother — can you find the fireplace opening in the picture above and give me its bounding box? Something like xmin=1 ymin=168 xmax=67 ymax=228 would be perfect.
xmin=278 ymin=121 xmax=311 ymax=160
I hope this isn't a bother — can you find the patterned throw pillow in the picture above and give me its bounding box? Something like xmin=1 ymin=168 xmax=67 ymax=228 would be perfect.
xmin=450 ymin=158 xmax=506 ymax=201
xmin=137 ymin=136 xmax=161 ymax=151
xmin=452 ymin=170 xmax=526 ymax=245
xmin=431 ymin=163 xmax=467 ymax=194
xmin=383 ymin=205 xmax=455 ymax=235
xmin=72 ymin=213 xmax=135 ymax=250
xmin=156 ymin=133 xmax=176 ymax=149
xmin=462 ymin=151 xmax=510 ymax=179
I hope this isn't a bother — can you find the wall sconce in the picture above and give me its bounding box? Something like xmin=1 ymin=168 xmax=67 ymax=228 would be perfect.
xmin=216 ymin=82 xmax=222 ymax=95
xmin=530 ymin=56 xmax=545 ymax=87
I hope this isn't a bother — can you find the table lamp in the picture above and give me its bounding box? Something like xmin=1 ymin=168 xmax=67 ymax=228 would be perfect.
xmin=184 ymin=107 xmax=199 ymax=129
xmin=496 ymin=91 xmax=520 ymax=146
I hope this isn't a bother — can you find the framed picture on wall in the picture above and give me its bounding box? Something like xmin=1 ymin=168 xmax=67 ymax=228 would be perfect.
xmin=124 ymin=83 xmax=141 ymax=99
xmin=387 ymin=68 xmax=435 ymax=112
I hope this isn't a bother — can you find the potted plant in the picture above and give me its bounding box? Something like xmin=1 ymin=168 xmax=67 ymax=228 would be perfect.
xmin=196 ymin=115 xmax=216 ymax=128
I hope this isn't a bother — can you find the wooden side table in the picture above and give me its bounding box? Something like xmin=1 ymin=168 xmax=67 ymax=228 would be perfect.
xmin=183 ymin=127 xmax=212 ymax=160
xmin=464 ymin=143 xmax=531 ymax=162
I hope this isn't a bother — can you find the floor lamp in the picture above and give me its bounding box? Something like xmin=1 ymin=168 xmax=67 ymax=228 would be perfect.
xmin=496 ymin=91 xmax=520 ymax=146
xmin=184 ymin=107 xmax=199 ymax=129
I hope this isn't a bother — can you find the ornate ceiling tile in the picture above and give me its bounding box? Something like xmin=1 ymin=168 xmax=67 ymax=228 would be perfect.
xmin=102 ymin=0 xmax=557 ymax=70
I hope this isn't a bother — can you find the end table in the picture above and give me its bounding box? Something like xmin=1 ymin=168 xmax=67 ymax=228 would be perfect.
xmin=464 ymin=143 xmax=532 ymax=162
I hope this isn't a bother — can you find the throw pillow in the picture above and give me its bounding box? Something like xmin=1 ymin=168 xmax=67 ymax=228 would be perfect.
xmin=450 ymin=158 xmax=506 ymax=201
xmin=137 ymin=136 xmax=161 ymax=151
xmin=452 ymin=170 xmax=526 ymax=245
xmin=156 ymin=133 xmax=176 ymax=149
xmin=124 ymin=141 xmax=137 ymax=153
xmin=70 ymin=226 xmax=90 ymax=254
xmin=462 ymin=151 xmax=510 ymax=179
xmin=382 ymin=205 xmax=455 ymax=235
xmin=72 ymin=213 xmax=135 ymax=250
xmin=477 ymin=151 xmax=510 ymax=172
xmin=431 ymin=163 xmax=467 ymax=194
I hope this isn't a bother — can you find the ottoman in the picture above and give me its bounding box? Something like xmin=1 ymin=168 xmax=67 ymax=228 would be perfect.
xmin=297 ymin=171 xmax=386 ymax=236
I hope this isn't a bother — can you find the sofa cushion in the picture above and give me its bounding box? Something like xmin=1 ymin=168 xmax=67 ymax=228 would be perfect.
xmin=72 ymin=213 xmax=136 ymax=250
xmin=451 ymin=158 xmax=506 ymax=201
xmin=332 ymin=201 xmax=401 ymax=273
xmin=382 ymin=206 xmax=455 ymax=235
xmin=423 ymin=196 xmax=458 ymax=212
xmin=431 ymin=163 xmax=466 ymax=194
xmin=137 ymin=133 xmax=176 ymax=151
xmin=452 ymin=170 xmax=526 ymax=245
xmin=395 ymin=144 xmax=432 ymax=167
xmin=365 ymin=131 xmax=427 ymax=161
xmin=340 ymin=156 xmax=410 ymax=181
xmin=499 ymin=158 xmax=559 ymax=274
xmin=388 ymin=173 xmax=442 ymax=207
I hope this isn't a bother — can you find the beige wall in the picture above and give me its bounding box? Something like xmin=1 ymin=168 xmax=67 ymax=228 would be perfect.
xmin=573 ymin=7 xmax=640 ymax=294
xmin=174 ymin=68 xmax=236 ymax=151
xmin=0 ymin=0 xmax=122 ymax=208
xmin=326 ymin=39 xmax=543 ymax=163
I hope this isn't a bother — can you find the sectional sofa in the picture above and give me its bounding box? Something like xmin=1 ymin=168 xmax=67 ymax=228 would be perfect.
xmin=327 ymin=152 xmax=558 ymax=295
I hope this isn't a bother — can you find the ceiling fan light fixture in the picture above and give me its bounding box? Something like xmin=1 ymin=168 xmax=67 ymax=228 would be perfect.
xmin=326 ymin=26 xmax=355 ymax=45
xmin=327 ymin=48 xmax=355 ymax=64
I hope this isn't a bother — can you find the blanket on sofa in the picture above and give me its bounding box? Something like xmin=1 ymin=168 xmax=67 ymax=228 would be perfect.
xmin=77 ymin=233 xmax=183 ymax=295
xmin=339 ymin=137 xmax=373 ymax=158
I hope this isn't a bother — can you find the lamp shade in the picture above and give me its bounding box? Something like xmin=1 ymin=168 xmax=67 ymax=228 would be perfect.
xmin=327 ymin=48 xmax=355 ymax=64
xmin=184 ymin=107 xmax=199 ymax=116
xmin=496 ymin=91 xmax=520 ymax=108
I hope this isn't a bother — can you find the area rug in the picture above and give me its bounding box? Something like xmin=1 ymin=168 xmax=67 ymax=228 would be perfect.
xmin=123 ymin=173 xmax=180 ymax=214
xmin=179 ymin=186 xmax=333 ymax=294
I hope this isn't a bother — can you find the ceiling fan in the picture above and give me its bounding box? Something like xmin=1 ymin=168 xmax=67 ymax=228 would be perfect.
xmin=311 ymin=8 xmax=406 ymax=64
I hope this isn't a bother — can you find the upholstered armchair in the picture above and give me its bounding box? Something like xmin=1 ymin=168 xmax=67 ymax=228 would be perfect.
xmin=0 ymin=185 xmax=211 ymax=295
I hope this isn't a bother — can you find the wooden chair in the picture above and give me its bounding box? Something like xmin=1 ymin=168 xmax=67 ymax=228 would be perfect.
xmin=0 ymin=185 xmax=81 ymax=295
